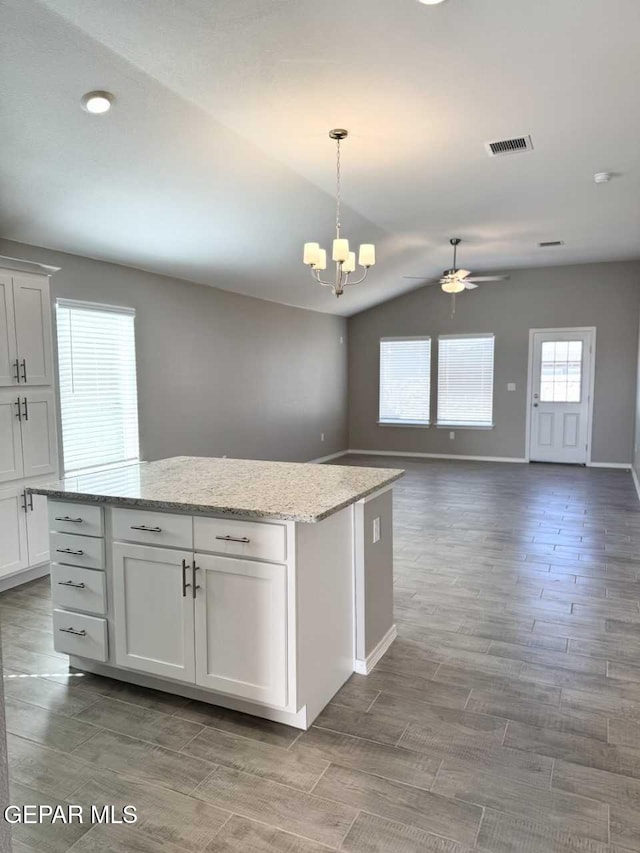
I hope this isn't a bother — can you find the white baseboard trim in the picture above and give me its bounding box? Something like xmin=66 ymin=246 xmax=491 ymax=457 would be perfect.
xmin=354 ymin=624 xmax=398 ymax=675
xmin=348 ymin=449 xmax=527 ymax=464
xmin=632 ymin=467 xmax=640 ymax=503
xmin=0 ymin=562 xmax=50 ymax=593
xmin=586 ymin=462 xmax=632 ymax=469
xmin=308 ymin=450 xmax=349 ymax=464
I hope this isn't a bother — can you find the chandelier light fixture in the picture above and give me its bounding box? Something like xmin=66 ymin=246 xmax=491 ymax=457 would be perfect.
xmin=303 ymin=129 xmax=375 ymax=297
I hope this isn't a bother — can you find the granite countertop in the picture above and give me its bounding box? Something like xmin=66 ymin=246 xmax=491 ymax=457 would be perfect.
xmin=28 ymin=456 xmax=404 ymax=523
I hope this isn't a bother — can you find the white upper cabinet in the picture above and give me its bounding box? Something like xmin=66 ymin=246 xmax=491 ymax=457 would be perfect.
xmin=0 ymin=391 xmax=24 ymax=483
xmin=20 ymin=391 xmax=57 ymax=479
xmin=12 ymin=273 xmax=53 ymax=386
xmin=0 ymin=274 xmax=18 ymax=386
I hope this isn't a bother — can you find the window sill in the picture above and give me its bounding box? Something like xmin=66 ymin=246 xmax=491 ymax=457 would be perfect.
xmin=378 ymin=421 xmax=430 ymax=429
xmin=436 ymin=423 xmax=495 ymax=430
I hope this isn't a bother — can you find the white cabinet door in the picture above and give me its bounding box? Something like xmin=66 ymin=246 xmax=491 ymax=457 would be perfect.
xmin=26 ymin=491 xmax=50 ymax=566
xmin=0 ymin=273 xmax=18 ymax=386
xmin=21 ymin=391 xmax=57 ymax=479
xmin=0 ymin=391 xmax=24 ymax=483
xmin=194 ymin=554 xmax=287 ymax=707
xmin=112 ymin=543 xmax=195 ymax=682
xmin=13 ymin=273 xmax=53 ymax=386
xmin=0 ymin=486 xmax=29 ymax=579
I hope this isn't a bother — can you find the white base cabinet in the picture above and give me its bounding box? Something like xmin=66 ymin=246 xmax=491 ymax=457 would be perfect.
xmin=194 ymin=554 xmax=288 ymax=707
xmin=112 ymin=543 xmax=195 ymax=683
xmin=0 ymin=483 xmax=51 ymax=582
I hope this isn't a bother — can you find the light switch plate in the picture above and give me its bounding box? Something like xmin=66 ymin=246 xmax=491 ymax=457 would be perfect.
xmin=372 ymin=517 xmax=381 ymax=543
xmin=507 ymin=383 xmax=516 ymax=391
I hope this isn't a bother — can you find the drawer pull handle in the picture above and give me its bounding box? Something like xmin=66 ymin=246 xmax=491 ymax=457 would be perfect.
xmin=130 ymin=525 xmax=162 ymax=532
xmin=58 ymin=580 xmax=86 ymax=589
xmin=56 ymin=548 xmax=85 ymax=556
xmin=215 ymin=535 xmax=251 ymax=544
xmin=59 ymin=627 xmax=86 ymax=637
xmin=55 ymin=516 xmax=84 ymax=523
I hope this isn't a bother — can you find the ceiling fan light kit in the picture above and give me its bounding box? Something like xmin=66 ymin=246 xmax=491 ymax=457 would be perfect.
xmin=303 ymin=129 xmax=376 ymax=298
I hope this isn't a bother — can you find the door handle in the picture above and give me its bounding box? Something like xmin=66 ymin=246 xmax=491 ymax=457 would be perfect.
xmin=14 ymin=398 xmax=21 ymax=421
xmin=215 ymin=535 xmax=251 ymax=544
xmin=13 ymin=359 xmax=20 ymax=383
xmin=21 ymin=397 xmax=28 ymax=421
xmin=20 ymin=490 xmax=28 ymax=513
xmin=130 ymin=525 xmax=162 ymax=532
xmin=56 ymin=547 xmax=84 ymax=556
xmin=28 ymin=491 xmax=33 ymax=511
xmin=181 ymin=558 xmax=191 ymax=597
xmin=55 ymin=516 xmax=83 ymax=523
xmin=192 ymin=560 xmax=200 ymax=599
xmin=20 ymin=359 xmax=27 ymax=383
xmin=58 ymin=580 xmax=86 ymax=589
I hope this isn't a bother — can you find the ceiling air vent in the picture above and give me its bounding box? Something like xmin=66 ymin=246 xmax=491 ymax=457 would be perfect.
xmin=539 ymin=240 xmax=565 ymax=247
xmin=485 ymin=135 xmax=534 ymax=157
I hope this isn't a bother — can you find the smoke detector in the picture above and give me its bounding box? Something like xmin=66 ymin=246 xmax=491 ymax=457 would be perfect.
xmin=594 ymin=172 xmax=612 ymax=184
xmin=485 ymin=135 xmax=534 ymax=157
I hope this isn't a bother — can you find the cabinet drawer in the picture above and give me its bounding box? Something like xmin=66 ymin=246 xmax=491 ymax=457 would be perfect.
xmin=194 ymin=517 xmax=286 ymax=563
xmin=48 ymin=501 xmax=104 ymax=538
xmin=53 ymin=609 xmax=107 ymax=662
xmin=50 ymin=532 xmax=104 ymax=569
xmin=51 ymin=564 xmax=106 ymax=616
xmin=112 ymin=507 xmax=193 ymax=548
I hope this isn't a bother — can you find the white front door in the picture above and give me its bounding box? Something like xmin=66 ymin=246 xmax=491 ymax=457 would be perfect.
xmin=529 ymin=329 xmax=594 ymax=464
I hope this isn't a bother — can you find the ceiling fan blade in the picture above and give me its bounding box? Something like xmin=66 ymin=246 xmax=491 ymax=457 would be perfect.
xmin=463 ymin=281 xmax=479 ymax=290
xmin=452 ymin=269 xmax=471 ymax=279
xmin=464 ymin=275 xmax=510 ymax=283
xmin=402 ymin=277 xmax=441 ymax=286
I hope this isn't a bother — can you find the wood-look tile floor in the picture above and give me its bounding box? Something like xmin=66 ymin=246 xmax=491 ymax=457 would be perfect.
xmin=3 ymin=456 xmax=640 ymax=851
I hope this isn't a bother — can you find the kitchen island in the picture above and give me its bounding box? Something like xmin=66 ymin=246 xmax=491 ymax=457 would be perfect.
xmin=30 ymin=456 xmax=403 ymax=729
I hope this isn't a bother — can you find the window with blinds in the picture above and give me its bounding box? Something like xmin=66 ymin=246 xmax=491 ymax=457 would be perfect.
xmin=437 ymin=334 xmax=495 ymax=427
xmin=379 ymin=337 xmax=431 ymax=425
xmin=56 ymin=300 xmax=140 ymax=475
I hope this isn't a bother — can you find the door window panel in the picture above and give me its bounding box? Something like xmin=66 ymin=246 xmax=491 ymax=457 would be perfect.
xmin=539 ymin=341 xmax=583 ymax=403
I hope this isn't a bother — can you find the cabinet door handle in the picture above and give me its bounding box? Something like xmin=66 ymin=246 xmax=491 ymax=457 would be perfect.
xmin=58 ymin=580 xmax=86 ymax=589
xmin=20 ymin=359 xmax=27 ymax=383
xmin=181 ymin=558 xmax=191 ymax=597
xmin=55 ymin=516 xmax=84 ymax=523
xmin=59 ymin=627 xmax=86 ymax=637
xmin=130 ymin=525 xmax=162 ymax=532
xmin=21 ymin=397 xmax=28 ymax=421
xmin=28 ymin=491 xmax=33 ymax=511
xmin=56 ymin=548 xmax=84 ymax=556
xmin=215 ymin=535 xmax=250 ymax=544
xmin=13 ymin=359 xmax=20 ymax=383
xmin=20 ymin=490 xmax=28 ymax=513
xmin=192 ymin=560 xmax=200 ymax=599
xmin=14 ymin=398 xmax=21 ymax=421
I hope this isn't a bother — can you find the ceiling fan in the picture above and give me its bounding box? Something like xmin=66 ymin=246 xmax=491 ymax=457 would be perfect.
xmin=404 ymin=239 xmax=509 ymax=311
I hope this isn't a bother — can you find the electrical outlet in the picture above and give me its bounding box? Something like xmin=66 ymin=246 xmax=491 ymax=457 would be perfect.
xmin=508 ymin=382 xmax=516 ymax=391
xmin=372 ymin=517 xmax=381 ymax=543
xmin=320 ymin=433 xmax=325 ymax=442
xmin=449 ymin=431 xmax=455 ymax=440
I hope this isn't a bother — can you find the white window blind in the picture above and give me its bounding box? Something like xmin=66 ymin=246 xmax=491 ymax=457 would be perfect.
xmin=379 ymin=337 xmax=431 ymax=425
xmin=56 ymin=300 xmax=140 ymax=475
xmin=437 ymin=334 xmax=495 ymax=427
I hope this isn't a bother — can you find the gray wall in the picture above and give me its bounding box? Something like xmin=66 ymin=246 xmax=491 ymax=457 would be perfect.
xmin=0 ymin=239 xmax=348 ymax=465
xmin=349 ymin=261 xmax=640 ymax=465
xmin=634 ymin=310 xmax=640 ymax=478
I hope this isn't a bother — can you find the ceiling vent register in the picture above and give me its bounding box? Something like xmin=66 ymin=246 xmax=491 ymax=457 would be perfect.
xmin=485 ymin=135 xmax=534 ymax=157
xmin=539 ymin=241 xmax=565 ymax=247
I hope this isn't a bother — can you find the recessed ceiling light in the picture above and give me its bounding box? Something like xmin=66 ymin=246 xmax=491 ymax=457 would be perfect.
xmin=594 ymin=172 xmax=612 ymax=184
xmin=81 ymin=91 xmax=114 ymax=114
xmin=418 ymin=0 xmax=448 ymax=4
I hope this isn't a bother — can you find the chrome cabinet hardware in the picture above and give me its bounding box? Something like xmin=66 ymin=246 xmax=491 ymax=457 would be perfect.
xmin=21 ymin=397 xmax=28 ymax=421
xmin=28 ymin=491 xmax=33 ymax=511
xmin=56 ymin=547 xmax=85 ymax=556
xmin=14 ymin=397 xmax=21 ymax=421
xmin=58 ymin=580 xmax=86 ymax=589
xmin=13 ymin=359 xmax=20 ymax=383
xmin=215 ymin=535 xmax=251 ymax=544
xmin=181 ymin=558 xmax=191 ymax=597
xmin=54 ymin=516 xmax=83 ymax=523
xmin=192 ymin=560 xmax=200 ymax=599
xmin=59 ymin=626 xmax=86 ymax=637
xmin=20 ymin=490 xmax=28 ymax=513
xmin=130 ymin=525 xmax=162 ymax=532
xmin=20 ymin=359 xmax=27 ymax=382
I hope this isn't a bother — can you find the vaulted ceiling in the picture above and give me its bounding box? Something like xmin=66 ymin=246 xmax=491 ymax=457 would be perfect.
xmin=2 ymin=0 xmax=639 ymax=315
